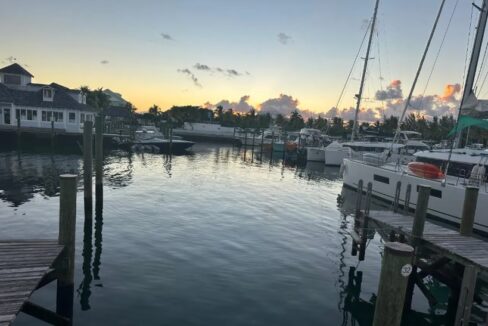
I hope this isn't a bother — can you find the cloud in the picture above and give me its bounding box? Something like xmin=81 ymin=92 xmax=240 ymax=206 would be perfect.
xmin=205 ymin=95 xmax=254 ymax=113
xmin=161 ymin=33 xmax=174 ymax=41
xmin=194 ymin=63 xmax=211 ymax=71
xmin=100 ymin=60 xmax=109 ymax=65
xmin=177 ymin=68 xmax=201 ymax=87
xmin=375 ymin=80 xmax=403 ymax=101
xmin=259 ymin=94 xmax=300 ymax=116
xmin=277 ymin=32 xmax=292 ymax=45
xmin=440 ymin=83 xmax=461 ymax=102
xmin=193 ymin=63 xmax=246 ymax=77
xmin=325 ymin=107 xmax=378 ymax=122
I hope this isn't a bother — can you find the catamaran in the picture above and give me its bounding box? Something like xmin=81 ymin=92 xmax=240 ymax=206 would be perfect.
xmin=342 ymin=0 xmax=488 ymax=233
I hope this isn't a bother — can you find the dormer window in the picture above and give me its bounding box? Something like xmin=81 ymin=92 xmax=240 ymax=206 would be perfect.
xmin=4 ymin=74 xmax=21 ymax=85
xmin=43 ymin=87 xmax=54 ymax=102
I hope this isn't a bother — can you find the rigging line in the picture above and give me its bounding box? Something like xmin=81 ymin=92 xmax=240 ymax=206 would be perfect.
xmin=376 ymin=29 xmax=386 ymax=116
xmin=462 ymin=4 xmax=475 ymax=91
xmin=474 ymin=31 xmax=488 ymax=94
xmin=476 ymin=39 xmax=488 ymax=94
xmin=390 ymin=0 xmax=447 ymax=152
xmin=333 ymin=20 xmax=372 ymax=113
xmin=418 ymin=0 xmax=460 ymax=111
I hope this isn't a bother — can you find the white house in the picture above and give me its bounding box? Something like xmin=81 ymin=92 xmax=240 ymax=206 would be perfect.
xmin=0 ymin=63 xmax=96 ymax=134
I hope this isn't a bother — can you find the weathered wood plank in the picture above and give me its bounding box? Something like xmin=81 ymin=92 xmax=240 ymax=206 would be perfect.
xmin=0 ymin=240 xmax=63 ymax=325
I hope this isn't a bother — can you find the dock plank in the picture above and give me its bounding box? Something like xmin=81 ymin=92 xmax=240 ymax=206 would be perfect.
xmin=0 ymin=240 xmax=63 ymax=326
xmin=368 ymin=210 xmax=488 ymax=272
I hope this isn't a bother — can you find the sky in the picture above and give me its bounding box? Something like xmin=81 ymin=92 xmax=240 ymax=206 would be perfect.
xmin=0 ymin=0 xmax=484 ymax=121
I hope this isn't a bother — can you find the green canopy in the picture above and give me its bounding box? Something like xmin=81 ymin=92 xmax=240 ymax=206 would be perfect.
xmin=447 ymin=115 xmax=488 ymax=137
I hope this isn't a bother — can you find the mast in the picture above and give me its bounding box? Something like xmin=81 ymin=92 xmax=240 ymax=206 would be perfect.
xmin=454 ymin=0 xmax=488 ymax=147
xmin=390 ymin=0 xmax=446 ymax=149
xmin=351 ymin=0 xmax=380 ymax=142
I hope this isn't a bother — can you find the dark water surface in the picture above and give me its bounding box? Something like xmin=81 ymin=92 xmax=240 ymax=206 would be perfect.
xmin=0 ymin=143 xmax=447 ymax=325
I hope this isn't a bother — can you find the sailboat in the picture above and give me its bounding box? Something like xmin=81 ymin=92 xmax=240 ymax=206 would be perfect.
xmin=342 ymin=0 xmax=488 ymax=234
xmin=323 ymin=0 xmax=429 ymax=166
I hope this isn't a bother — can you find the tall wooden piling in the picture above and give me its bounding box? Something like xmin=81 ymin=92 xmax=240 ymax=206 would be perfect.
xmin=51 ymin=120 xmax=55 ymax=147
xmin=372 ymin=242 xmax=414 ymax=326
xmin=57 ymin=174 xmax=77 ymax=320
xmin=83 ymin=120 xmax=93 ymax=214
xmin=393 ymin=181 xmax=401 ymax=212
xmin=460 ymin=186 xmax=479 ymax=236
xmin=404 ymin=184 xmax=412 ymax=213
xmin=454 ymin=265 xmax=478 ymax=325
xmin=95 ymin=116 xmax=103 ymax=210
xmin=412 ymin=185 xmax=430 ymax=243
xmin=355 ymin=179 xmax=364 ymax=216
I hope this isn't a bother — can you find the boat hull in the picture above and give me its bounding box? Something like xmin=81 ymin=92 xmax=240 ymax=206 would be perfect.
xmin=306 ymin=147 xmax=325 ymax=162
xmin=342 ymin=158 xmax=488 ymax=234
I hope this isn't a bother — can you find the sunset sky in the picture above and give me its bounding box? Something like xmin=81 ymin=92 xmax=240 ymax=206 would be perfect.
xmin=1 ymin=0 xmax=483 ymax=120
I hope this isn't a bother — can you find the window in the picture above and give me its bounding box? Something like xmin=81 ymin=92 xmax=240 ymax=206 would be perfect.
xmin=81 ymin=113 xmax=92 ymax=123
xmin=42 ymin=111 xmax=63 ymax=122
xmin=69 ymin=112 xmax=76 ymax=123
xmin=374 ymin=174 xmax=390 ymax=184
xmin=81 ymin=113 xmax=85 ymax=123
xmin=4 ymin=74 xmax=21 ymax=85
xmin=42 ymin=88 xmax=54 ymax=101
xmin=21 ymin=109 xmax=26 ymax=120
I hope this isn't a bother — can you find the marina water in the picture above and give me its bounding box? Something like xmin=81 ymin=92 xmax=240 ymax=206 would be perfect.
xmin=0 ymin=143 xmax=448 ymax=325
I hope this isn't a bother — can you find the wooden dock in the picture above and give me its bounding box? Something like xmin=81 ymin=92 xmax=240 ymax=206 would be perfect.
xmin=0 ymin=174 xmax=78 ymax=325
xmin=368 ymin=210 xmax=488 ymax=272
xmin=0 ymin=240 xmax=64 ymax=326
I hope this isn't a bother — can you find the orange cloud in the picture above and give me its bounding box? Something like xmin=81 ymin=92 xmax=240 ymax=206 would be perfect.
xmin=440 ymin=83 xmax=461 ymax=101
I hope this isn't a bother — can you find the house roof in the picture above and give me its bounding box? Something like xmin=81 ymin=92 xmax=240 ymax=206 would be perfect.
xmin=0 ymin=63 xmax=34 ymax=77
xmin=0 ymin=83 xmax=95 ymax=112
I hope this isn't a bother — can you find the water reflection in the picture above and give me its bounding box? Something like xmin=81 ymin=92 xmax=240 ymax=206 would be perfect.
xmin=78 ymin=201 xmax=104 ymax=311
xmin=0 ymin=150 xmax=80 ymax=206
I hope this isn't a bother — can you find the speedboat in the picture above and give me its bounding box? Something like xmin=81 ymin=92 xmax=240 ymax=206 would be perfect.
xmin=134 ymin=126 xmax=194 ymax=152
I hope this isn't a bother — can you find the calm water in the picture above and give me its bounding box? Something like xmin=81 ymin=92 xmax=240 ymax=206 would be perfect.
xmin=0 ymin=143 xmax=448 ymax=325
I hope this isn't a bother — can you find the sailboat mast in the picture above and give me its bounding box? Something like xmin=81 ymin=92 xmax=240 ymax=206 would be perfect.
xmin=455 ymin=0 xmax=488 ymax=147
xmin=351 ymin=0 xmax=380 ymax=142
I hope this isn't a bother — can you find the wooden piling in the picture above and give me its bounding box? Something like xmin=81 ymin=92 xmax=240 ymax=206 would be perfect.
xmin=393 ymin=181 xmax=401 ymax=212
xmin=404 ymin=184 xmax=412 ymax=213
xmin=260 ymin=129 xmax=264 ymax=154
xmin=83 ymin=120 xmax=93 ymax=214
xmin=412 ymin=185 xmax=430 ymax=243
xmin=169 ymin=124 xmax=173 ymax=154
xmin=359 ymin=182 xmax=372 ymax=261
xmin=460 ymin=186 xmax=479 ymax=236
xmin=372 ymin=242 xmax=414 ymax=326
xmin=57 ymin=174 xmax=77 ymax=320
xmin=454 ymin=265 xmax=478 ymax=325
xmin=51 ymin=120 xmax=55 ymax=147
xmin=95 ymin=116 xmax=103 ymax=210
xmin=355 ymin=179 xmax=364 ymax=216
xmin=352 ymin=179 xmax=364 ymax=257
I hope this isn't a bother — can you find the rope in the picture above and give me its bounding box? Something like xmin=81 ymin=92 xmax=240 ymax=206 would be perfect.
xmin=418 ymin=0 xmax=460 ymax=110
xmin=462 ymin=4 xmax=475 ymax=91
xmin=333 ymin=20 xmax=372 ymax=115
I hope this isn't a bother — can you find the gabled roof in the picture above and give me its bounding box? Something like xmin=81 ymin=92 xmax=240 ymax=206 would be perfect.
xmin=0 ymin=63 xmax=34 ymax=77
xmin=105 ymin=106 xmax=131 ymax=118
xmin=0 ymin=82 xmax=95 ymax=112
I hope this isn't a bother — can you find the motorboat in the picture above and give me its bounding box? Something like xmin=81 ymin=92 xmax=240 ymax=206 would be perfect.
xmin=133 ymin=126 xmax=194 ymax=152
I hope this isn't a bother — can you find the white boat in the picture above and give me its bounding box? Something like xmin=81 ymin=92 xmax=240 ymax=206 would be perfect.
xmin=172 ymin=122 xmax=236 ymax=142
xmin=134 ymin=126 xmax=194 ymax=152
xmin=324 ymin=141 xmax=352 ymax=166
xmin=306 ymin=147 xmax=326 ymax=162
xmin=343 ymin=0 xmax=488 ymax=233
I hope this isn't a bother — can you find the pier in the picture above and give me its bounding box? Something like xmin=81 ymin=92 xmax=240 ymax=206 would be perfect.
xmin=350 ymin=180 xmax=488 ymax=325
xmin=0 ymin=175 xmax=77 ymax=325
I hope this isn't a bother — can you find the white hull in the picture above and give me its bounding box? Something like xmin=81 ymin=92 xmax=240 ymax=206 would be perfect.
xmin=306 ymin=147 xmax=325 ymax=162
xmin=325 ymin=148 xmax=349 ymax=166
xmin=342 ymin=158 xmax=488 ymax=234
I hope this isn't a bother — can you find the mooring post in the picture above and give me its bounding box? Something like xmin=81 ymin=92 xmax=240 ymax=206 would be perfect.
xmin=83 ymin=120 xmax=93 ymax=215
xmin=282 ymin=132 xmax=287 ymax=160
xmin=404 ymin=184 xmax=412 ymax=213
xmin=372 ymin=242 xmax=414 ymax=326
xmin=355 ymin=179 xmax=364 ymax=217
xmin=359 ymin=182 xmax=373 ymax=261
xmin=260 ymin=129 xmax=264 ymax=153
xmin=95 ymin=115 xmax=103 ymax=210
xmin=169 ymin=124 xmax=173 ymax=154
xmin=412 ymin=185 xmax=430 ymax=244
xmin=252 ymin=129 xmax=256 ymax=148
xmin=51 ymin=120 xmax=55 ymax=147
xmin=454 ymin=265 xmax=478 ymax=326
xmin=270 ymin=131 xmax=275 ymax=159
xmin=460 ymin=186 xmax=479 ymax=236
xmin=393 ymin=181 xmax=401 ymax=212
xmin=16 ymin=114 xmax=21 ymax=144
xmin=57 ymin=174 xmax=77 ymax=321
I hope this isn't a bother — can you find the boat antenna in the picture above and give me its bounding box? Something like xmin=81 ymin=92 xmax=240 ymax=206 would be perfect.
xmin=445 ymin=0 xmax=488 ymax=176
xmin=389 ymin=0 xmax=446 ymax=154
xmin=351 ymin=0 xmax=380 ymax=142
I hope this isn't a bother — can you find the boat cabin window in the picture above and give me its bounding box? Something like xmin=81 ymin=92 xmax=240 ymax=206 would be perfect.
xmin=373 ymin=174 xmax=389 ymax=184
